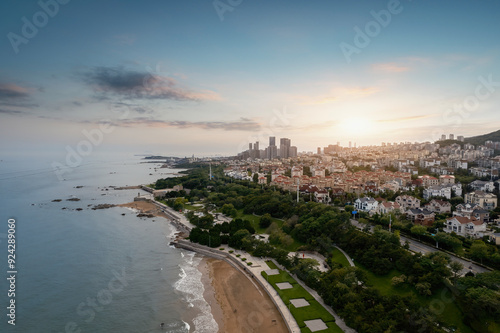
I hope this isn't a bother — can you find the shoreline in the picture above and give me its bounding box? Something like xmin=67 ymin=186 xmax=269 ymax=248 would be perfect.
xmin=205 ymin=257 xmax=288 ymax=333
xmin=118 ymin=199 xmax=288 ymax=332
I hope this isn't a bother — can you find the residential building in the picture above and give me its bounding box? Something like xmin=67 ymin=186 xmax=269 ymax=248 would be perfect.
xmin=464 ymin=191 xmax=498 ymax=210
xmin=490 ymin=233 xmax=500 ymax=246
xmin=470 ymin=180 xmax=495 ymax=192
xmin=439 ymin=175 xmax=455 ymax=185
xmin=444 ymin=216 xmax=486 ymax=238
xmin=378 ymin=201 xmax=401 ymax=214
xmin=354 ymin=197 xmax=379 ymax=213
xmin=454 ymin=203 xmax=490 ymax=222
xmin=425 ymin=199 xmax=452 ymax=214
xmin=406 ymin=208 xmax=435 ymax=226
xmin=395 ymin=195 xmax=421 ymax=211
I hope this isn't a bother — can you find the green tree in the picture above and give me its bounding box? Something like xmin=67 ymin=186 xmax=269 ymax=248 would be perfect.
xmin=259 ymin=213 xmax=272 ymax=228
xmin=450 ymin=261 xmax=464 ymax=281
xmin=252 ymin=173 xmax=258 ymax=183
xmin=410 ymin=224 xmax=427 ymax=241
xmin=469 ymin=241 xmax=488 ymax=264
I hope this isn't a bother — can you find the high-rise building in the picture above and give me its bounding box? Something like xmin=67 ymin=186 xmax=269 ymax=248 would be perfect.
xmin=289 ymin=146 xmax=297 ymax=158
xmin=280 ymin=138 xmax=291 ymax=158
xmin=269 ymin=137 xmax=276 ymax=146
xmin=457 ymin=136 xmax=464 ymax=142
xmin=349 ymin=141 xmax=352 ymax=149
xmin=441 ymin=134 xmax=447 ymax=141
xmin=317 ymin=147 xmax=322 ymax=155
xmin=449 ymin=134 xmax=454 ymax=140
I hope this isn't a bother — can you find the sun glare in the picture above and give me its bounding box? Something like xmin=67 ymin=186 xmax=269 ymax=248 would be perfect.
xmin=338 ymin=117 xmax=375 ymax=135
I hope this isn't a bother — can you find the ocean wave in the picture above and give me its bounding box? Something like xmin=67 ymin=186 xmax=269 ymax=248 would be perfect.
xmin=174 ymin=252 xmax=218 ymax=333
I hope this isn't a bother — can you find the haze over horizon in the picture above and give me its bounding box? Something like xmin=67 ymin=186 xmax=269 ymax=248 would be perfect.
xmin=1 ymin=0 xmax=500 ymax=156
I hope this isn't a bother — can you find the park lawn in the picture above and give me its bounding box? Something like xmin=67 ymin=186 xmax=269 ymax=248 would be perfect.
xmin=237 ymin=210 xmax=304 ymax=251
xmin=236 ymin=209 xmax=283 ymax=233
xmin=355 ymin=263 xmax=474 ymax=333
xmin=262 ymin=268 xmax=342 ymax=333
xmin=183 ymin=203 xmax=202 ymax=211
xmin=329 ymin=248 xmax=351 ymax=268
xmin=265 ymin=260 xmax=278 ymax=269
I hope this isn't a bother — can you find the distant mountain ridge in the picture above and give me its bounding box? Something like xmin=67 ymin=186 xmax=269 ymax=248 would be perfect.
xmin=464 ymin=129 xmax=500 ymax=146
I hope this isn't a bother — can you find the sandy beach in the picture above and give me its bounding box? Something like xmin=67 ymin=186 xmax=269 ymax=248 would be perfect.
xmin=119 ymin=200 xmax=289 ymax=332
xmin=206 ymin=258 xmax=288 ymax=333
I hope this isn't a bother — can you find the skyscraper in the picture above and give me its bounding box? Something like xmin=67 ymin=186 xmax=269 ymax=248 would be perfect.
xmin=280 ymin=138 xmax=291 ymax=158
xmin=268 ymin=136 xmax=278 ymax=159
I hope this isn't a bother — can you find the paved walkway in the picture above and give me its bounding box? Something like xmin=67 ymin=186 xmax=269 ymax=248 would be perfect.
xmin=333 ymin=246 xmax=355 ymax=267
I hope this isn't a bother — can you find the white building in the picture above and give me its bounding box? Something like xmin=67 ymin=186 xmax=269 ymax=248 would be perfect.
xmin=354 ymin=197 xmax=379 ymax=213
xmin=444 ymin=216 xmax=487 ymax=238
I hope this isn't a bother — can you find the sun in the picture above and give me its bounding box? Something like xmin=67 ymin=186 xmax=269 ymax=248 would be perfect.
xmin=338 ymin=117 xmax=375 ymax=135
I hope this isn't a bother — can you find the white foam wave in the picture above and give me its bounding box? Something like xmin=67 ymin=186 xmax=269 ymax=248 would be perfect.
xmin=174 ymin=251 xmax=218 ymax=333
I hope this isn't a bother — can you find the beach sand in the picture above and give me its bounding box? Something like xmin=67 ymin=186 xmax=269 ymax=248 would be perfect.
xmin=119 ymin=200 xmax=288 ymax=333
xmin=118 ymin=200 xmax=168 ymax=218
xmin=206 ymin=258 xmax=288 ymax=333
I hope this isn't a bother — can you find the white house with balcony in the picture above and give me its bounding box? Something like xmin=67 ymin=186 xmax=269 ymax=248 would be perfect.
xmin=444 ymin=216 xmax=486 ymax=238
xmin=354 ymin=197 xmax=379 ymax=213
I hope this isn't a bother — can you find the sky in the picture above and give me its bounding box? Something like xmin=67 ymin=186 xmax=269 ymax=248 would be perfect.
xmin=1 ymin=0 xmax=500 ymax=157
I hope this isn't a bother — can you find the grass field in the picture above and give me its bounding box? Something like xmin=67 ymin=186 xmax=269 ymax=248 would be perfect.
xmin=236 ymin=210 xmax=304 ymax=251
xmin=329 ymin=248 xmax=351 ymax=268
xmin=345 ymin=261 xmax=475 ymax=333
xmin=263 ymin=261 xmax=343 ymax=333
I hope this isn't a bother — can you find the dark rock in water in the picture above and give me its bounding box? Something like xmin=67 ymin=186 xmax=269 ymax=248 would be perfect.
xmin=75 ymin=186 xmax=83 ymax=189
xmin=137 ymin=213 xmax=154 ymax=218
xmin=66 ymin=198 xmax=80 ymax=201
xmin=92 ymin=204 xmax=116 ymax=210
xmin=76 ymin=208 xmax=83 ymax=211
xmin=121 ymin=213 xmax=126 ymax=216
xmin=62 ymin=207 xmax=67 ymax=210
xmin=52 ymin=199 xmax=62 ymax=202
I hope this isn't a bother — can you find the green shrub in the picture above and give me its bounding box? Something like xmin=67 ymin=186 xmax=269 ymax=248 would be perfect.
xmin=229 ymin=250 xmax=234 ymax=253
xmin=247 ymin=262 xmax=252 ymax=266
xmin=242 ymin=258 xmax=247 ymax=261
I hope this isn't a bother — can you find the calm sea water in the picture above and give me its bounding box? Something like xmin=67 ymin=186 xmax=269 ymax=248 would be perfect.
xmin=0 ymin=152 xmax=217 ymax=333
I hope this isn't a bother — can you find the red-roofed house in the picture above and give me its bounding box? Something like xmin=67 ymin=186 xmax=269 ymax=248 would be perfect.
xmin=425 ymin=199 xmax=452 ymax=214
xmin=444 ymin=216 xmax=486 ymax=238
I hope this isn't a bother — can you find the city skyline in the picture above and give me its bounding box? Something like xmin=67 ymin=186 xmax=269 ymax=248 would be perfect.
xmin=1 ymin=0 xmax=500 ymax=157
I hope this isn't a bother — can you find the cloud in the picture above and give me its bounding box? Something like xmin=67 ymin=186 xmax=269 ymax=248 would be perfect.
xmin=81 ymin=66 xmax=220 ymax=102
xmin=0 ymin=83 xmax=30 ymax=100
xmin=299 ymin=87 xmax=379 ymax=105
xmin=90 ymin=117 xmax=260 ymax=131
xmin=0 ymin=109 xmax=25 ymax=115
xmin=371 ymin=62 xmax=410 ymax=73
xmin=377 ymin=114 xmax=436 ymax=123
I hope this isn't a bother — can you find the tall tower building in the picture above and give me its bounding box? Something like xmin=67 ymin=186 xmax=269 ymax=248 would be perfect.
xmin=268 ymin=136 xmax=278 ymax=159
xmin=280 ymin=138 xmax=291 ymax=158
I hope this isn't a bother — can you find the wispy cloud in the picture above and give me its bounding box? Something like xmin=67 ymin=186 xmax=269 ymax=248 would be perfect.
xmin=298 ymin=87 xmax=379 ymax=105
xmin=377 ymin=114 xmax=436 ymax=123
xmin=80 ymin=66 xmax=221 ymax=102
xmin=0 ymin=109 xmax=25 ymax=115
xmin=87 ymin=117 xmax=260 ymax=131
xmin=372 ymin=62 xmax=410 ymax=73
xmin=0 ymin=83 xmax=30 ymax=100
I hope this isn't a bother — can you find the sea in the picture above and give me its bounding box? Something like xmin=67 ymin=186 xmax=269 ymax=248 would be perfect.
xmin=0 ymin=151 xmax=218 ymax=333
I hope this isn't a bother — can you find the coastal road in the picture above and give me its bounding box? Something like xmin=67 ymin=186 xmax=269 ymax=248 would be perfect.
xmin=350 ymin=219 xmax=491 ymax=276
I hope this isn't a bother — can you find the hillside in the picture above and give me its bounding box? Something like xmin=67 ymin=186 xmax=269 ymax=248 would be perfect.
xmin=464 ymin=129 xmax=500 ymax=146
